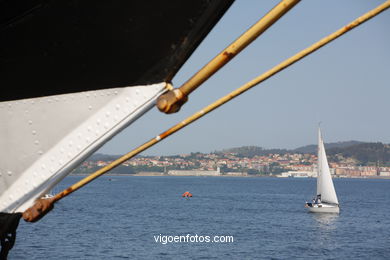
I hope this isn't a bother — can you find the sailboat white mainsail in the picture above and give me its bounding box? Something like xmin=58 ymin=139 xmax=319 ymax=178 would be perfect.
xmin=317 ymin=128 xmax=339 ymax=205
xmin=306 ymin=127 xmax=339 ymax=213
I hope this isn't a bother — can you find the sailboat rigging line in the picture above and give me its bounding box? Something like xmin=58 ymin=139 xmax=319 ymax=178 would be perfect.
xmin=156 ymin=0 xmax=300 ymax=114
xmin=22 ymin=0 xmax=390 ymax=223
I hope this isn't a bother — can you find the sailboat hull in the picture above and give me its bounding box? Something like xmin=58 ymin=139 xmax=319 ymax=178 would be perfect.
xmin=307 ymin=203 xmax=340 ymax=213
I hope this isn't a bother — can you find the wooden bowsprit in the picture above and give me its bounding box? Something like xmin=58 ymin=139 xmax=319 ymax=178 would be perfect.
xmin=22 ymin=0 xmax=390 ymax=222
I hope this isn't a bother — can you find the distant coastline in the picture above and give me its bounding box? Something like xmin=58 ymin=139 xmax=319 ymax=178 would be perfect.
xmin=72 ymin=142 xmax=390 ymax=179
xmin=70 ymin=172 xmax=390 ymax=179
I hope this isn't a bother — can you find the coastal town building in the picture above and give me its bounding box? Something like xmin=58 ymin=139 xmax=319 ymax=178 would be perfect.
xmin=76 ymin=152 xmax=390 ymax=178
xmin=168 ymin=167 xmax=221 ymax=176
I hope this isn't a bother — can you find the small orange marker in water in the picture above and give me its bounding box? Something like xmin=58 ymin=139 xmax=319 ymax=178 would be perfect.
xmin=182 ymin=191 xmax=193 ymax=198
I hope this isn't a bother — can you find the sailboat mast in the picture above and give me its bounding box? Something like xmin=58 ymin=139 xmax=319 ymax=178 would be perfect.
xmin=317 ymin=127 xmax=322 ymax=196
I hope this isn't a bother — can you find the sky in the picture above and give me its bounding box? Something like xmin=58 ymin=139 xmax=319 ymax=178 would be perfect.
xmin=99 ymin=0 xmax=390 ymax=156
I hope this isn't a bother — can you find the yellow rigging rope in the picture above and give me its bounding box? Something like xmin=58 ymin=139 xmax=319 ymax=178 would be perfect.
xmin=157 ymin=0 xmax=300 ymax=114
xmin=23 ymin=0 xmax=390 ymax=222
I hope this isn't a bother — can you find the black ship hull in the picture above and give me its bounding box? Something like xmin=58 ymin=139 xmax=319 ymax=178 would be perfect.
xmin=0 ymin=0 xmax=233 ymax=101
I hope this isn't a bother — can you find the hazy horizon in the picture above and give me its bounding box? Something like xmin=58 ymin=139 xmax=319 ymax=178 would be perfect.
xmin=96 ymin=140 xmax=384 ymax=157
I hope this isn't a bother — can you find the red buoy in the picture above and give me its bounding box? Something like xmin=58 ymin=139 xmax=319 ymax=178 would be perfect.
xmin=182 ymin=191 xmax=193 ymax=197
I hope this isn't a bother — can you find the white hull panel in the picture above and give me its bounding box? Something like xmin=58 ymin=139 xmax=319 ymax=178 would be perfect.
xmin=0 ymin=83 xmax=166 ymax=213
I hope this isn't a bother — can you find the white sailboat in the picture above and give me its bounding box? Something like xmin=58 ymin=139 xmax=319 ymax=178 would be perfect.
xmin=305 ymin=128 xmax=340 ymax=213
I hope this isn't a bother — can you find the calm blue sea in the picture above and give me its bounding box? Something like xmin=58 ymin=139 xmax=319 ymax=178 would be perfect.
xmin=10 ymin=176 xmax=390 ymax=259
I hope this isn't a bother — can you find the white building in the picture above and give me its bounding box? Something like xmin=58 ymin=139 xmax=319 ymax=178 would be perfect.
xmin=168 ymin=167 xmax=221 ymax=176
xmin=278 ymin=171 xmax=317 ymax=178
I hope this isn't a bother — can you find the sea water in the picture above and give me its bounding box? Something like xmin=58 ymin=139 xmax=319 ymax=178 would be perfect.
xmin=10 ymin=176 xmax=390 ymax=259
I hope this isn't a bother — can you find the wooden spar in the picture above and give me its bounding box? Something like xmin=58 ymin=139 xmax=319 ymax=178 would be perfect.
xmin=156 ymin=0 xmax=301 ymax=114
xmin=22 ymin=0 xmax=390 ymax=222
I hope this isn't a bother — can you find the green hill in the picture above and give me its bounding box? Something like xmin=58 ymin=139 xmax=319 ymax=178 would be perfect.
xmin=327 ymin=142 xmax=390 ymax=166
xmin=217 ymin=142 xmax=390 ymax=166
xmin=218 ymin=146 xmax=289 ymax=157
xmin=293 ymin=141 xmax=363 ymax=154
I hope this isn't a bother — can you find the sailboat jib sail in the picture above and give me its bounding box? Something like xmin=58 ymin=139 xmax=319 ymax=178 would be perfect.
xmin=306 ymin=128 xmax=340 ymax=213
